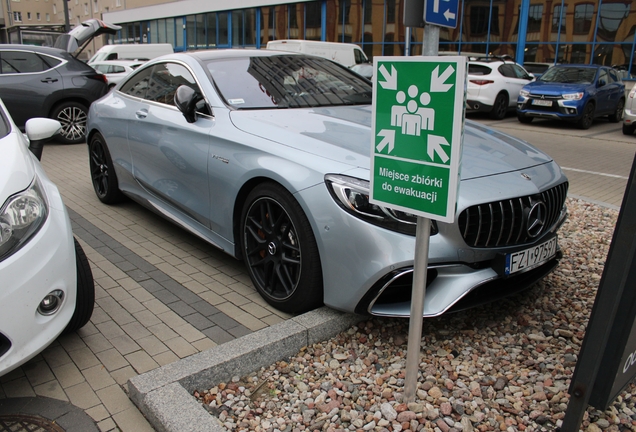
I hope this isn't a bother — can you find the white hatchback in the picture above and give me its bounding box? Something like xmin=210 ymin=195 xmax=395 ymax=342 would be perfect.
xmin=466 ymin=56 xmax=534 ymax=120
xmin=0 ymin=98 xmax=94 ymax=377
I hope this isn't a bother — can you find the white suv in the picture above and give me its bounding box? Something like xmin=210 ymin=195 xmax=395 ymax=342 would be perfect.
xmin=466 ymin=56 xmax=534 ymax=119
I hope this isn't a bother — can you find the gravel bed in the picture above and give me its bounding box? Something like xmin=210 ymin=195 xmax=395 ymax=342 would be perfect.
xmin=194 ymin=198 xmax=636 ymax=432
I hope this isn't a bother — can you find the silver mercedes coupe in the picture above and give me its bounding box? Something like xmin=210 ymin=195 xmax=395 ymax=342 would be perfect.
xmin=86 ymin=49 xmax=568 ymax=318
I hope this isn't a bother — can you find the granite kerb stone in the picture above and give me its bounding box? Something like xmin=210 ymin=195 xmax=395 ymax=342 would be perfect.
xmin=127 ymin=308 xmax=360 ymax=432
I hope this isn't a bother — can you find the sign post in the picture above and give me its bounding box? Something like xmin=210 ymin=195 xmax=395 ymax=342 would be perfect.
xmin=370 ymin=21 xmax=465 ymax=400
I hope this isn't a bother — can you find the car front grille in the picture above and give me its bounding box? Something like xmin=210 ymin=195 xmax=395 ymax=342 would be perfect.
xmin=0 ymin=333 xmax=10 ymax=359
xmin=458 ymin=182 xmax=568 ymax=248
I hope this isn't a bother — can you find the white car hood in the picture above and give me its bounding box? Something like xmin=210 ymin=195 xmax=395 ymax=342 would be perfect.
xmin=0 ymin=131 xmax=35 ymax=205
xmin=229 ymin=106 xmax=553 ymax=180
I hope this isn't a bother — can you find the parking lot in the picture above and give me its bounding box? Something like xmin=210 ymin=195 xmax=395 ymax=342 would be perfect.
xmin=1 ymin=113 xmax=635 ymax=431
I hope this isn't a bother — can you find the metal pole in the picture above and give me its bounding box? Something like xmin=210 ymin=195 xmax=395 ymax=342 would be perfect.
xmin=405 ymin=27 xmax=411 ymax=57
xmin=404 ymin=217 xmax=432 ymax=402
xmin=63 ymin=0 xmax=70 ymax=33
xmin=404 ymin=22 xmax=440 ymax=405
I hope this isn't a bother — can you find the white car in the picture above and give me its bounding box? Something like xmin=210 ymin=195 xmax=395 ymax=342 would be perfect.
xmin=466 ymin=56 xmax=534 ymax=119
xmin=0 ymin=98 xmax=94 ymax=376
xmin=91 ymin=60 xmax=144 ymax=89
xmin=623 ymin=84 xmax=636 ymax=135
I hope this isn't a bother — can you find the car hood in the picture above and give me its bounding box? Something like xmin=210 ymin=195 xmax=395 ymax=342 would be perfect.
xmin=54 ymin=19 xmax=121 ymax=55
xmin=0 ymin=131 xmax=34 ymax=204
xmin=229 ymin=106 xmax=553 ymax=180
xmin=523 ymin=81 xmax=588 ymax=95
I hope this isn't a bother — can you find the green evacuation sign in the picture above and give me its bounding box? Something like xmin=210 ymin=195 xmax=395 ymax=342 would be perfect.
xmin=370 ymin=56 xmax=466 ymax=223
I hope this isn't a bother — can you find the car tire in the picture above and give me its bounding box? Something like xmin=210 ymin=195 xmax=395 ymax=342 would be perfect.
xmin=623 ymin=123 xmax=634 ymax=135
xmin=240 ymin=182 xmax=323 ymax=313
xmin=51 ymin=102 xmax=88 ymax=144
xmin=89 ymin=132 xmax=125 ymax=204
xmin=489 ymin=93 xmax=509 ymax=120
xmin=577 ymin=102 xmax=595 ymax=129
xmin=63 ymin=238 xmax=95 ymax=334
xmin=517 ymin=114 xmax=533 ymax=124
xmin=609 ymin=98 xmax=625 ymax=123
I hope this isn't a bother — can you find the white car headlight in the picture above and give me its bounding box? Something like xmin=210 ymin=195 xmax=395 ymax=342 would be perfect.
xmin=325 ymin=174 xmax=437 ymax=236
xmin=0 ymin=178 xmax=49 ymax=262
xmin=519 ymin=89 xmax=530 ymax=97
xmin=562 ymin=92 xmax=584 ymax=100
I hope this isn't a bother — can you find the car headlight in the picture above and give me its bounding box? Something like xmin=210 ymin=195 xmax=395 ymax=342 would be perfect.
xmin=562 ymin=92 xmax=584 ymax=100
xmin=325 ymin=174 xmax=437 ymax=236
xmin=519 ymin=89 xmax=530 ymax=97
xmin=0 ymin=178 xmax=49 ymax=262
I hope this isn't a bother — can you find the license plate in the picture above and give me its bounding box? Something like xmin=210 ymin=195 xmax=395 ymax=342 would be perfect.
xmin=504 ymin=237 xmax=558 ymax=275
xmin=532 ymin=99 xmax=552 ymax=106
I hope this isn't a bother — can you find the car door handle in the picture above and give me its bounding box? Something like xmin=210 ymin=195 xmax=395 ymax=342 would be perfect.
xmin=135 ymin=109 xmax=148 ymax=119
xmin=41 ymin=77 xmax=58 ymax=83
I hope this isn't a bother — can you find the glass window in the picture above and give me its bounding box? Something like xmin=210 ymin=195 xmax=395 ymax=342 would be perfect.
xmin=552 ymin=5 xmax=566 ymax=33
xmin=206 ymin=55 xmax=371 ymax=109
xmin=176 ymin=18 xmax=184 ymax=48
xmin=157 ymin=19 xmax=167 ymax=43
xmin=597 ymin=2 xmax=630 ymax=42
xmin=233 ymin=12 xmax=243 ymax=46
xmin=387 ymin=0 xmax=396 ymax=23
xmin=218 ymin=12 xmax=229 ymax=46
xmin=166 ymin=18 xmax=175 ymax=45
xmin=186 ymin=15 xmax=196 ymax=49
xmin=364 ymin=0 xmax=372 ymax=24
xmin=275 ymin=5 xmax=288 ymax=39
xmin=244 ymin=8 xmax=257 ymax=46
xmin=512 ymin=64 xmax=531 ymax=78
xmin=195 ymin=14 xmax=205 ymax=49
xmin=145 ymin=63 xmax=198 ymax=106
xmin=120 ymin=66 xmax=153 ymax=98
xmin=468 ymin=64 xmax=492 ymax=75
xmin=598 ymin=68 xmax=609 ymax=84
xmin=469 ymin=6 xmax=491 ymax=37
xmin=0 ymin=51 xmax=51 ymax=74
xmin=207 ymin=13 xmax=217 ymax=47
xmin=306 ymin=1 xmax=322 ymax=41
xmin=528 ymin=5 xmax=543 ymax=33
xmin=574 ymin=4 xmax=594 ymax=35
xmin=498 ymin=64 xmax=515 ymax=77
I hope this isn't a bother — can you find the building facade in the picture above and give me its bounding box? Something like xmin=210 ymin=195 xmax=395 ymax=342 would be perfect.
xmin=3 ymin=0 xmax=636 ymax=74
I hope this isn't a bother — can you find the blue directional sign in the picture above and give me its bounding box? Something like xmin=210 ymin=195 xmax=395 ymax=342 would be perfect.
xmin=424 ymin=0 xmax=459 ymax=28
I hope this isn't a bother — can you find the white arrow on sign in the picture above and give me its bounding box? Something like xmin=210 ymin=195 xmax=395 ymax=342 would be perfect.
xmin=431 ymin=65 xmax=455 ymax=92
xmin=378 ymin=65 xmax=398 ymax=90
xmin=444 ymin=9 xmax=456 ymax=21
xmin=427 ymin=135 xmax=450 ymax=163
xmin=376 ymin=129 xmax=396 ymax=153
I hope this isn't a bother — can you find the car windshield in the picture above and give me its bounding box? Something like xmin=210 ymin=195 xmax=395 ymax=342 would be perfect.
xmin=205 ymin=55 xmax=372 ymax=109
xmin=539 ymin=67 xmax=597 ymax=84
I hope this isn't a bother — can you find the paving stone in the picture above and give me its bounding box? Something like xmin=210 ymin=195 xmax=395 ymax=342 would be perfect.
xmin=97 ymin=384 xmax=136 ymax=415
xmin=82 ymin=364 xmax=117 ymax=391
xmin=95 ymin=320 xmax=127 ymax=339
xmin=113 ymin=407 xmax=155 ymax=432
xmin=57 ymin=333 xmax=88 ymax=353
xmin=68 ymin=347 xmax=102 ymax=371
xmin=86 ymin=404 xmax=111 ymax=422
xmin=120 ymin=321 xmax=153 ymax=340
xmin=95 ymin=348 xmax=129 ymax=372
xmin=110 ymin=366 xmax=138 ymax=386
xmin=147 ymin=323 xmax=179 ymax=342
xmin=97 ymin=417 xmax=117 ymax=432
xmin=183 ymin=312 xmax=214 ymax=331
xmin=51 ymin=362 xmax=85 ymax=389
xmin=131 ymin=309 xmax=162 ymax=327
xmin=2 ymin=377 xmax=36 ymax=398
xmin=202 ymin=325 xmax=235 ymax=345
xmin=125 ymin=351 xmax=160 ymax=374
xmin=66 ymin=381 xmax=101 ymax=410
xmin=109 ymin=334 xmax=142 ymax=356
xmin=81 ymin=333 xmax=114 ymax=353
xmin=208 ymin=311 xmax=241 ymax=330
xmin=153 ymin=351 xmax=180 ymax=367
xmin=22 ymin=359 xmax=55 ymax=387
xmin=163 ymin=337 xmax=197 ymax=359
xmin=33 ymin=379 xmax=68 ymax=401
xmin=135 ymin=335 xmax=169 ymax=357
xmin=167 ymin=300 xmax=196 ymax=316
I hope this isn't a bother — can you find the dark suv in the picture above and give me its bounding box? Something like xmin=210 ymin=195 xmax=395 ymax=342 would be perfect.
xmin=0 ymin=20 xmax=120 ymax=143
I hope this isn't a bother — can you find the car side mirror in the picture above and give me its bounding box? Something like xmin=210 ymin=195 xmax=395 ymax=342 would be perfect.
xmin=174 ymin=85 xmax=203 ymax=123
xmin=598 ymin=79 xmax=607 ymax=87
xmin=25 ymin=118 xmax=62 ymax=161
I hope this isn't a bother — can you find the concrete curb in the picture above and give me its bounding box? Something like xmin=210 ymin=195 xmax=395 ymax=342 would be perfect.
xmin=127 ymin=307 xmax=361 ymax=432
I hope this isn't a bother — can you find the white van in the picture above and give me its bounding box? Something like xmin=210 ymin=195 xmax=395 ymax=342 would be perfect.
xmin=88 ymin=43 xmax=173 ymax=64
xmin=266 ymin=40 xmax=369 ymax=68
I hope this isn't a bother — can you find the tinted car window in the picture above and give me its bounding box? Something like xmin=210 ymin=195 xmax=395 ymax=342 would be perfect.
xmin=0 ymin=51 xmax=53 ymax=74
xmin=206 ymin=55 xmax=371 ymax=109
xmin=120 ymin=66 xmax=153 ymax=98
xmin=512 ymin=64 xmax=531 ymax=79
xmin=608 ymin=69 xmax=618 ymax=83
xmin=146 ymin=63 xmax=198 ymax=106
xmin=540 ymin=67 xmax=597 ymax=84
xmin=468 ymin=64 xmax=492 ymax=75
xmin=0 ymin=109 xmax=9 ymax=139
xmin=498 ymin=64 xmax=514 ymax=78
xmin=598 ymin=69 xmax=609 ymax=85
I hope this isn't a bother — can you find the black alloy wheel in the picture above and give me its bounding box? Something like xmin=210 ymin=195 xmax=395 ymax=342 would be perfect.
xmin=490 ymin=93 xmax=509 ymax=120
xmin=241 ymin=183 xmax=323 ymax=313
xmin=623 ymin=123 xmax=634 ymax=135
xmin=51 ymin=102 xmax=88 ymax=144
xmin=577 ymin=102 xmax=595 ymax=129
xmin=89 ymin=132 xmax=124 ymax=204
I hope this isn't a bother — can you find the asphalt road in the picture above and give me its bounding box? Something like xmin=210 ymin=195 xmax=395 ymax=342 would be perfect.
xmin=471 ymin=112 xmax=636 ymax=209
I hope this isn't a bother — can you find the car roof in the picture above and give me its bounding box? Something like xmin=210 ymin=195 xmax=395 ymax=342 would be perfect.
xmin=0 ymin=44 xmax=67 ymax=56
xmin=91 ymin=59 xmax=144 ymax=66
xmin=183 ymin=48 xmax=302 ymax=62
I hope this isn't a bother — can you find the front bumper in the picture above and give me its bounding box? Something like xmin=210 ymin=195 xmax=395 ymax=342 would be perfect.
xmin=517 ymin=95 xmax=584 ymax=121
xmin=296 ymin=163 xmax=568 ymax=318
xmin=0 ymin=169 xmax=76 ymax=376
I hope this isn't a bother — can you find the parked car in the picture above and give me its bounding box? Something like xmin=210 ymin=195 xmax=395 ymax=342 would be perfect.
xmin=0 ymin=98 xmax=94 ymax=377
xmin=517 ymin=64 xmax=625 ymax=129
xmin=86 ymin=49 xmax=569 ymax=318
xmin=0 ymin=20 xmax=119 ymax=144
xmin=622 ymin=84 xmax=636 ymax=135
xmin=91 ymin=60 xmax=145 ymax=89
xmin=466 ymin=56 xmax=535 ymax=119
